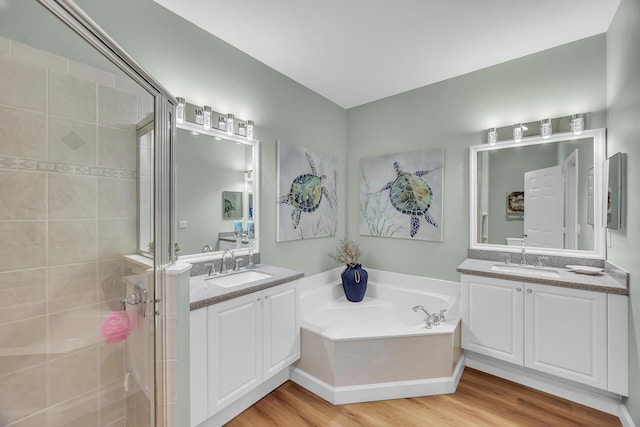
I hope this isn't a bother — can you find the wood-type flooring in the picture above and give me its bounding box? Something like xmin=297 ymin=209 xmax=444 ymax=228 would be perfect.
xmin=226 ymin=368 xmax=621 ymax=426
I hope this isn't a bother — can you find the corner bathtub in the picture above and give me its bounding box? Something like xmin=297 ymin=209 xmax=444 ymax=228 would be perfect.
xmin=291 ymin=269 xmax=463 ymax=404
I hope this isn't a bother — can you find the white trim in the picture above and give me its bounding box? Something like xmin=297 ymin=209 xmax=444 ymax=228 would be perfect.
xmin=619 ymin=404 xmax=636 ymax=427
xmin=290 ymin=356 xmax=465 ymax=405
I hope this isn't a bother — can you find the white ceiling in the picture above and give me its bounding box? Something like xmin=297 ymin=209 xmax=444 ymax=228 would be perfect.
xmin=153 ymin=0 xmax=620 ymax=109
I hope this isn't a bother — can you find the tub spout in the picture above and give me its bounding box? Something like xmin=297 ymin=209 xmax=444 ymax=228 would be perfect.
xmin=412 ymin=305 xmax=431 ymax=316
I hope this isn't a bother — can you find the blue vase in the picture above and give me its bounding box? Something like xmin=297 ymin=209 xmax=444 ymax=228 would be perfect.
xmin=341 ymin=264 xmax=368 ymax=302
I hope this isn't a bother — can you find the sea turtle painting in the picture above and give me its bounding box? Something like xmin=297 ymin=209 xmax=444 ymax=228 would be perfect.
xmin=223 ymin=198 xmax=234 ymax=217
xmin=380 ymin=161 xmax=439 ymax=237
xmin=278 ymin=151 xmax=331 ymax=229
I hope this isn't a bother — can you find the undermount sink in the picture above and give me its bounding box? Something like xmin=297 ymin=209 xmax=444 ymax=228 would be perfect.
xmin=205 ymin=270 xmax=273 ymax=288
xmin=490 ymin=264 xmax=561 ymax=278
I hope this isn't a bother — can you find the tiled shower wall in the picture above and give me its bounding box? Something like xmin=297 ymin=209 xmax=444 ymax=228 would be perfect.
xmin=0 ymin=36 xmax=152 ymax=426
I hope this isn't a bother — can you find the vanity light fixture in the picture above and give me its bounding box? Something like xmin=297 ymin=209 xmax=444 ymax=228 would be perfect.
xmin=487 ymin=128 xmax=498 ymax=145
xmin=247 ymin=120 xmax=254 ymax=139
xmin=203 ymin=106 xmax=212 ymax=129
xmin=226 ymin=113 xmax=235 ymax=136
xmin=178 ymin=98 xmax=254 ymax=139
xmin=540 ymin=118 xmax=552 ymax=139
xmin=513 ymin=123 xmax=523 ymax=143
xmin=570 ymin=114 xmax=584 ymax=135
xmin=176 ymin=97 xmax=185 ymax=123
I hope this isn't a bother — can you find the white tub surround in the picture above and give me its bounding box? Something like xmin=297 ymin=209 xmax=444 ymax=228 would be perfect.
xmin=292 ymin=268 xmax=462 ymax=404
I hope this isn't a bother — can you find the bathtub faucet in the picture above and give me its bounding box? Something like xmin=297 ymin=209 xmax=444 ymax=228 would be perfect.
xmin=413 ymin=305 xmax=436 ymax=328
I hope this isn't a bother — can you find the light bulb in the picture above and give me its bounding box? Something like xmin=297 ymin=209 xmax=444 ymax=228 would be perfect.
xmin=487 ymin=128 xmax=497 ymax=146
xmin=203 ymin=106 xmax=211 ymax=129
xmin=238 ymin=122 xmax=246 ymax=136
xmin=513 ymin=123 xmax=523 ymax=143
xmin=246 ymin=120 xmax=254 ymax=139
xmin=195 ymin=108 xmax=203 ymax=125
xmin=217 ymin=115 xmax=226 ymax=131
xmin=570 ymin=114 xmax=584 ymax=135
xmin=540 ymin=119 xmax=552 ymax=139
xmin=226 ymin=114 xmax=234 ymax=135
xmin=176 ymin=97 xmax=185 ymax=123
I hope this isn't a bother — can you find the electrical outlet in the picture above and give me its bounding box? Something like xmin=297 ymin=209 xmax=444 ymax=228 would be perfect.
xmin=178 ymin=220 xmax=188 ymax=229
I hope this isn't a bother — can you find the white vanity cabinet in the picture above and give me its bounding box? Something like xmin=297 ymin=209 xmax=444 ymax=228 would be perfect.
xmin=190 ymin=280 xmax=300 ymax=426
xmin=207 ymin=292 xmax=263 ymax=415
xmin=524 ymin=281 xmax=606 ymax=389
xmin=461 ymin=274 xmax=627 ymax=395
xmin=461 ymin=276 xmax=524 ymax=365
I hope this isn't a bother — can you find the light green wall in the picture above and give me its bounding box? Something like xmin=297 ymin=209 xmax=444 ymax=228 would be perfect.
xmin=347 ymin=36 xmax=607 ymax=281
xmin=606 ymin=0 xmax=640 ymax=422
xmin=73 ymin=0 xmax=348 ymax=275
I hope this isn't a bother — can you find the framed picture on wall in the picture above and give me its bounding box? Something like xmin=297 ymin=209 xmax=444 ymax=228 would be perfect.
xmin=506 ymin=191 xmax=525 ymax=214
xmin=359 ymin=148 xmax=444 ymax=241
xmin=222 ymin=191 xmax=243 ymax=219
xmin=276 ymin=141 xmax=338 ymax=242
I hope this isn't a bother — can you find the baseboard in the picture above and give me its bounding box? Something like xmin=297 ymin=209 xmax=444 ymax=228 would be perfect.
xmin=197 ymin=369 xmax=289 ymax=427
xmin=619 ymin=403 xmax=636 ymax=427
xmin=291 ymin=356 xmax=465 ymax=405
xmin=464 ymin=352 xmax=627 ymax=419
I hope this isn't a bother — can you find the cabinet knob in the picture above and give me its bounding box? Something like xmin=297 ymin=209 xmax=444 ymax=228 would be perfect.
xmin=526 ymin=289 xmax=532 ymax=294
xmin=516 ymin=287 xmax=522 ymax=292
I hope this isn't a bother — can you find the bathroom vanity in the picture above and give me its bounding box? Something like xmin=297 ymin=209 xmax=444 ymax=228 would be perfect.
xmin=189 ymin=265 xmax=303 ymax=427
xmin=458 ymin=258 xmax=628 ymax=400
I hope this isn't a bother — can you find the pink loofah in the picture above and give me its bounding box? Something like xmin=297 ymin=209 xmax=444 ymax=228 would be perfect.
xmin=101 ymin=311 xmax=131 ymax=344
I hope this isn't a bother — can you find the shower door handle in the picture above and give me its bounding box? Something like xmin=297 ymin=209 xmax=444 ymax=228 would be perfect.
xmin=125 ymin=282 xmax=150 ymax=317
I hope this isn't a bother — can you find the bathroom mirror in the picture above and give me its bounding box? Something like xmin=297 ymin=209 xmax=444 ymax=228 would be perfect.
xmin=605 ymin=152 xmax=626 ymax=230
xmin=470 ymin=128 xmax=606 ymax=258
xmin=174 ymin=121 xmax=259 ymax=257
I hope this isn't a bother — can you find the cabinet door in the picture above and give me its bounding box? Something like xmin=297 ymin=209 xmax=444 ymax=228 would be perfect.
xmin=207 ymin=292 xmax=262 ymax=415
xmin=462 ymin=275 xmax=524 ymax=365
xmin=524 ymin=282 xmax=607 ymax=389
xmin=263 ymin=280 xmax=300 ymax=380
xmin=190 ymin=309 xmax=208 ymax=426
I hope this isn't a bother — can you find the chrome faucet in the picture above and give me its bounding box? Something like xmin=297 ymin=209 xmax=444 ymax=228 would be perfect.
xmin=221 ymin=249 xmax=238 ymax=274
xmin=413 ymin=305 xmax=436 ymax=328
xmin=520 ymin=233 xmax=528 ymax=266
xmin=202 ymin=244 xmax=213 ymax=253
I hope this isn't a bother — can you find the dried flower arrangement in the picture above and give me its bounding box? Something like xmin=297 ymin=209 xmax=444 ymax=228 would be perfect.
xmin=328 ymin=239 xmax=361 ymax=267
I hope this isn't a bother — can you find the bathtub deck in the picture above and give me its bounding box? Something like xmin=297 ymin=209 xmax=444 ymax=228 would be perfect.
xmin=226 ymin=368 xmax=621 ymax=427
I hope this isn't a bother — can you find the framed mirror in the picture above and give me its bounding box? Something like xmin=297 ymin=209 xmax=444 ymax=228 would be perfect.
xmin=174 ymin=121 xmax=259 ymax=258
xmin=470 ymin=128 xmax=606 ymax=258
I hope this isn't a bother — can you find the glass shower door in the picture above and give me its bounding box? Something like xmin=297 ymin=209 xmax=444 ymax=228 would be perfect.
xmin=0 ymin=1 xmax=174 ymax=425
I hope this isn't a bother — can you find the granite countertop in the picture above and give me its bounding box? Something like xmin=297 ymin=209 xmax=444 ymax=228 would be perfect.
xmin=190 ymin=264 xmax=304 ymax=310
xmin=457 ymin=258 xmax=628 ymax=295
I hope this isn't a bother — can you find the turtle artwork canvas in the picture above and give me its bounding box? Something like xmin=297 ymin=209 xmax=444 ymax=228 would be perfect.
xmin=276 ymin=141 xmax=338 ymax=242
xmin=360 ymin=148 xmax=444 ymax=241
